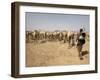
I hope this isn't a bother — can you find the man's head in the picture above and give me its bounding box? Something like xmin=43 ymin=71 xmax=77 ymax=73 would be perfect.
xmin=80 ymin=29 xmax=83 ymax=33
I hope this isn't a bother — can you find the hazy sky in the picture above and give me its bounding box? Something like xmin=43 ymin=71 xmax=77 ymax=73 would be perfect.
xmin=25 ymin=12 xmax=90 ymax=32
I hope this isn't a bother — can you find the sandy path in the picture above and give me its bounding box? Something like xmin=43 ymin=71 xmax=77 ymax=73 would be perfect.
xmin=26 ymin=41 xmax=89 ymax=67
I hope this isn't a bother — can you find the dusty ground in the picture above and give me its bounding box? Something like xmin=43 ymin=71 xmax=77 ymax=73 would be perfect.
xmin=26 ymin=40 xmax=89 ymax=67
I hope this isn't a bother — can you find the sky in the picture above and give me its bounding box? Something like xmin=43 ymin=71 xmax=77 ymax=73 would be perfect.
xmin=25 ymin=12 xmax=90 ymax=32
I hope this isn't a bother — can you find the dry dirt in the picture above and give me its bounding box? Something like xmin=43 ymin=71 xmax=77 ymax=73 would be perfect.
xmin=26 ymin=40 xmax=89 ymax=67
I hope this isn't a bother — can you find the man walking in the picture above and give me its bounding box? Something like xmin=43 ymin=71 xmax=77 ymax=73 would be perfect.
xmin=77 ymin=28 xmax=86 ymax=60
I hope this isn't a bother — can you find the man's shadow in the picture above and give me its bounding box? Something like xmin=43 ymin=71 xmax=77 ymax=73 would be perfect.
xmin=82 ymin=51 xmax=89 ymax=56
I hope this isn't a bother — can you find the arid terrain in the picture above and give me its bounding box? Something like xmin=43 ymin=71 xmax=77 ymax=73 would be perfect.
xmin=26 ymin=40 xmax=89 ymax=67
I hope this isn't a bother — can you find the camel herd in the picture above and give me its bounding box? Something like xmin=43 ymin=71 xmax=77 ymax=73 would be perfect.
xmin=26 ymin=30 xmax=89 ymax=47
